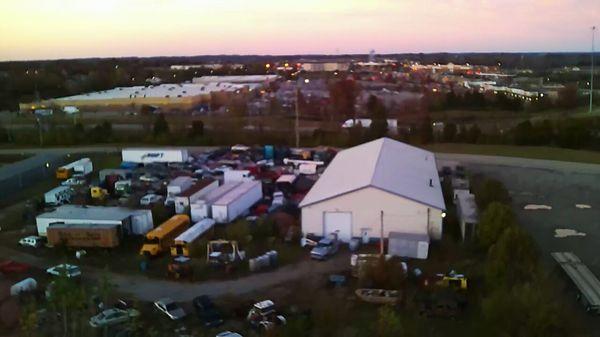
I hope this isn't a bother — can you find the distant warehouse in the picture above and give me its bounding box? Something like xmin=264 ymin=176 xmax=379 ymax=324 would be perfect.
xmin=300 ymin=138 xmax=445 ymax=245
xmin=36 ymin=205 xmax=153 ymax=237
xmin=19 ymin=82 xmax=250 ymax=113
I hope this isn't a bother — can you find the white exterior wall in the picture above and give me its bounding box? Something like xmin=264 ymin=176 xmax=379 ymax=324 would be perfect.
xmin=301 ymin=187 xmax=443 ymax=242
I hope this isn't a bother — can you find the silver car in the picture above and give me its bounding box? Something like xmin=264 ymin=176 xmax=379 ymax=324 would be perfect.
xmin=89 ymin=308 xmax=140 ymax=328
xmin=154 ymin=298 xmax=186 ymax=320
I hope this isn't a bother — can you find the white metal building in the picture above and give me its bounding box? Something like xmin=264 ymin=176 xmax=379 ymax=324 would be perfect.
xmin=299 ymin=138 xmax=445 ymax=243
xmin=36 ymin=205 xmax=153 ymax=236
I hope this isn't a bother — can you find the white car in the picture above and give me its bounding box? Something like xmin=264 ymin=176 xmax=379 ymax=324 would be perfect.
xmin=140 ymin=194 xmax=163 ymax=206
xmin=154 ymin=298 xmax=186 ymax=320
xmin=61 ymin=177 xmax=86 ymax=186
xmin=46 ymin=264 xmax=82 ymax=278
xmin=19 ymin=236 xmax=44 ymax=248
xmin=139 ymin=175 xmax=159 ymax=183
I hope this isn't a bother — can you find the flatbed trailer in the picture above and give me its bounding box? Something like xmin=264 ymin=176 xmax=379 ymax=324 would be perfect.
xmin=551 ymin=252 xmax=600 ymax=314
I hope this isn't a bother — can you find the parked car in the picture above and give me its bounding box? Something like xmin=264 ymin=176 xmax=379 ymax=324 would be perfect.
xmin=140 ymin=194 xmax=164 ymax=206
xmin=19 ymin=236 xmax=44 ymax=248
xmin=216 ymin=332 xmax=243 ymax=337
xmin=89 ymin=308 xmax=140 ymax=328
xmin=46 ymin=264 xmax=81 ymax=278
xmin=154 ymin=298 xmax=186 ymax=320
xmin=193 ymin=295 xmax=224 ymax=327
xmin=310 ymin=235 xmax=340 ymax=260
xmin=246 ymin=300 xmax=286 ymax=331
xmin=61 ymin=177 xmax=86 ymax=186
xmin=139 ymin=175 xmax=159 ymax=183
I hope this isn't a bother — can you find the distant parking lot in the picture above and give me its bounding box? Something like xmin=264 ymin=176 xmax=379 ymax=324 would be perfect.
xmin=442 ymin=154 xmax=600 ymax=276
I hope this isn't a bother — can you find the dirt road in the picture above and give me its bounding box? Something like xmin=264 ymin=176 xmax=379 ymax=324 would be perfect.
xmin=0 ymin=245 xmax=347 ymax=302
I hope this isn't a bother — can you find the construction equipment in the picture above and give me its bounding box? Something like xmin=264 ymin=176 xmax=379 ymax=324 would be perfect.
xmin=206 ymin=240 xmax=245 ymax=267
xmin=433 ymin=272 xmax=468 ymax=291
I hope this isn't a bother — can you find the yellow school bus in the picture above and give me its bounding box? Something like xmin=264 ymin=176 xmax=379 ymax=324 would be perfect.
xmin=140 ymin=215 xmax=190 ymax=257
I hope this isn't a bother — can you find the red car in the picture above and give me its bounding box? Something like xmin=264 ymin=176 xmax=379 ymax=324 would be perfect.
xmin=0 ymin=260 xmax=30 ymax=274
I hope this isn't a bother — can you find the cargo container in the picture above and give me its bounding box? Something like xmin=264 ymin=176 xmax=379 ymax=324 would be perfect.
xmin=55 ymin=158 xmax=93 ymax=180
xmin=140 ymin=215 xmax=190 ymax=257
xmin=190 ymin=182 xmax=241 ymax=222
xmin=122 ymin=148 xmax=189 ymax=164
xmin=212 ymin=181 xmax=263 ymax=223
xmin=46 ymin=223 xmax=121 ymax=248
xmin=170 ymin=218 xmax=216 ymax=257
xmin=44 ymin=186 xmax=73 ymax=205
xmin=174 ymin=179 xmax=218 ymax=214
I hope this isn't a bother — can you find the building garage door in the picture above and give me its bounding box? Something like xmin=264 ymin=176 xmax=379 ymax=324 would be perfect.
xmin=324 ymin=212 xmax=352 ymax=242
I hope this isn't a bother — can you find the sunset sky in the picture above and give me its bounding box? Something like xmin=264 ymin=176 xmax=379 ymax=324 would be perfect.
xmin=0 ymin=0 xmax=598 ymax=61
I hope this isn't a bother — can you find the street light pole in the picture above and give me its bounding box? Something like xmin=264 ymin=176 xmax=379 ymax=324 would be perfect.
xmin=591 ymin=26 xmax=596 ymax=113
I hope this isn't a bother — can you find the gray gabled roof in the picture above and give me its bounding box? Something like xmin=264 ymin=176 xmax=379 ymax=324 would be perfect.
xmin=299 ymin=138 xmax=445 ymax=210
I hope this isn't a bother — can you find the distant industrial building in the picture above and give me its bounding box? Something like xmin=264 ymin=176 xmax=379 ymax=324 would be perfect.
xmin=19 ymin=82 xmax=250 ymax=113
xmin=300 ymin=62 xmax=351 ymax=72
xmin=192 ymin=75 xmax=280 ymax=85
xmin=300 ymin=138 xmax=445 ymax=244
xmin=171 ymin=63 xmax=244 ymax=70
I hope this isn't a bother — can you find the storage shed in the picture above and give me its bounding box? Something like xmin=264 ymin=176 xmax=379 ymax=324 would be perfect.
xmin=300 ymin=138 xmax=445 ymax=244
xmin=388 ymin=232 xmax=430 ymax=259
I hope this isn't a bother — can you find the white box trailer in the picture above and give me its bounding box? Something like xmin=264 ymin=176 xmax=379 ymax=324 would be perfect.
xmin=122 ymin=148 xmax=189 ymax=164
xmin=174 ymin=179 xmax=219 ymax=214
xmin=211 ymin=181 xmax=263 ymax=223
xmin=44 ymin=186 xmax=73 ymax=205
xmin=190 ymin=182 xmax=241 ymax=222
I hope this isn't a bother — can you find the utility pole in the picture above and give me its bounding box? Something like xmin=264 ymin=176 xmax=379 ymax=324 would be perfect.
xmin=295 ymin=87 xmax=300 ymax=148
xmin=591 ymin=26 xmax=596 ymax=113
xmin=379 ymin=210 xmax=384 ymax=256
